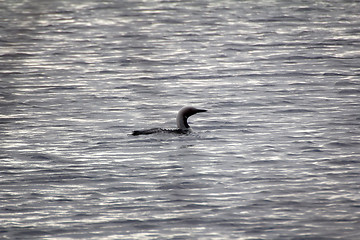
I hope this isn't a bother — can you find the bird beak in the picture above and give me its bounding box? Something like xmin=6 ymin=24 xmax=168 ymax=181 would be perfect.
xmin=196 ymin=109 xmax=207 ymax=113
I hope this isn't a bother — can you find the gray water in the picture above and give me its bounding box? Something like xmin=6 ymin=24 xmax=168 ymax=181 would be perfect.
xmin=1 ymin=0 xmax=360 ymax=239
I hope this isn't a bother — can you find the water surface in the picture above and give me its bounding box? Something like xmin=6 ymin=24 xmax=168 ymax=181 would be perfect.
xmin=1 ymin=0 xmax=360 ymax=239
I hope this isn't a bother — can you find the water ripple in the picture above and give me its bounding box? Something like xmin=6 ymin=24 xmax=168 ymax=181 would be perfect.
xmin=1 ymin=0 xmax=360 ymax=239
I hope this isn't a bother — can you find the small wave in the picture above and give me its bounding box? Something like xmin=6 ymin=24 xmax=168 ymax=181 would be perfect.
xmin=338 ymin=89 xmax=360 ymax=95
xmin=157 ymin=182 xmax=209 ymax=190
xmin=275 ymin=109 xmax=315 ymax=113
xmin=301 ymin=147 xmax=323 ymax=153
xmin=326 ymin=141 xmax=359 ymax=148
xmin=335 ymin=81 xmax=359 ymax=86
xmin=1 ymin=52 xmax=34 ymax=58
xmin=48 ymin=86 xmax=78 ymax=91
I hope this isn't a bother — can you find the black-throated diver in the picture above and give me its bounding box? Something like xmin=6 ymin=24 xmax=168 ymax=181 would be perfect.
xmin=131 ymin=106 xmax=207 ymax=136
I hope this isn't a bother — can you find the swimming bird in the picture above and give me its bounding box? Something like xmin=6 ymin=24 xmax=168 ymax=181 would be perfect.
xmin=131 ymin=106 xmax=207 ymax=136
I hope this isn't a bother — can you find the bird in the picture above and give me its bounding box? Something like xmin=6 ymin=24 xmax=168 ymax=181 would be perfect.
xmin=131 ymin=106 xmax=207 ymax=136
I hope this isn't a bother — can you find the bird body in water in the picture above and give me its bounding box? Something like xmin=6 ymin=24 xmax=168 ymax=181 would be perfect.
xmin=131 ymin=106 xmax=207 ymax=136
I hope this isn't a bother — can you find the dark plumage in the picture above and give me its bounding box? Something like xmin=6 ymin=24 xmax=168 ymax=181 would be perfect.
xmin=131 ymin=106 xmax=207 ymax=136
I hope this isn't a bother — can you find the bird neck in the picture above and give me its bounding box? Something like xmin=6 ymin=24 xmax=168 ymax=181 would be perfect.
xmin=177 ymin=114 xmax=190 ymax=130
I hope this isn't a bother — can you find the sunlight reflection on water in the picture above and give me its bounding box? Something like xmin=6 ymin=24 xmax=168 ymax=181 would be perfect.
xmin=1 ymin=0 xmax=360 ymax=239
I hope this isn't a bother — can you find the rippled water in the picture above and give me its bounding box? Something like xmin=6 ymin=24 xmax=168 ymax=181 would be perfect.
xmin=1 ymin=0 xmax=360 ymax=239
